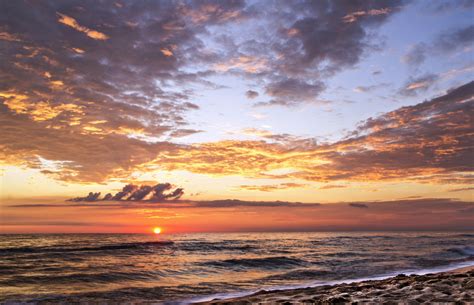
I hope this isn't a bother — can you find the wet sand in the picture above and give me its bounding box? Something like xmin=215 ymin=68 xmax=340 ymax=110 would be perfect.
xmin=198 ymin=266 xmax=474 ymax=304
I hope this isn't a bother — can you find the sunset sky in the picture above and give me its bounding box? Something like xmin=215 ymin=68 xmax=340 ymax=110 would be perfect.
xmin=1 ymin=0 xmax=473 ymax=233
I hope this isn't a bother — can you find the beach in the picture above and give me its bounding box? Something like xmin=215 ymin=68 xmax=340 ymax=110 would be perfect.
xmin=198 ymin=266 xmax=474 ymax=304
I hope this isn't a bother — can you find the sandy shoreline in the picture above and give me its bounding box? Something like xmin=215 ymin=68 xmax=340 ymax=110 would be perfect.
xmin=196 ymin=266 xmax=474 ymax=304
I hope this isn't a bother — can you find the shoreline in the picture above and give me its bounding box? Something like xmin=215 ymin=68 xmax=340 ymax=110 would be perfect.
xmin=193 ymin=264 xmax=474 ymax=304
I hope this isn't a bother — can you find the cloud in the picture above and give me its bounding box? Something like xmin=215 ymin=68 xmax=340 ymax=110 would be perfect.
xmin=245 ymin=90 xmax=259 ymax=99
xmin=402 ymin=25 xmax=474 ymax=68
xmin=0 ymin=92 xmax=83 ymax=121
xmin=236 ymin=128 xmax=317 ymax=148
xmin=214 ymin=56 xmax=268 ymax=74
xmin=69 ymin=182 xmax=184 ymax=202
xmin=399 ymin=74 xmax=438 ymax=96
xmin=214 ymin=0 xmax=403 ymax=107
xmin=258 ymin=78 xmax=326 ymax=107
xmin=8 ymin=197 xmax=474 ymax=231
xmin=448 ymin=187 xmax=474 ymax=192
xmin=9 ymin=198 xmax=470 ymax=212
xmin=402 ymin=43 xmax=427 ymax=67
xmin=342 ymin=8 xmax=392 ymax=23
xmin=320 ymin=184 xmax=347 ymax=190
xmin=0 ymin=0 xmax=406 ymax=183
xmin=353 ymin=83 xmax=389 ymax=93
xmin=169 ymin=129 xmax=203 ymax=138
xmin=17 ymin=199 xmax=322 ymax=209
xmin=57 ymin=13 xmax=109 ymax=40
xmin=1 ymin=1 xmax=471 ymax=189
xmin=0 ymin=0 xmax=249 ymax=182
xmin=427 ymin=0 xmax=474 ymax=12
xmin=155 ymin=81 xmax=474 ymax=184
xmin=349 ymin=203 xmax=369 ymax=208
xmin=192 ymin=199 xmax=320 ymax=208
xmin=435 ymin=24 xmax=474 ymax=53
xmin=238 ymin=183 xmax=308 ymax=192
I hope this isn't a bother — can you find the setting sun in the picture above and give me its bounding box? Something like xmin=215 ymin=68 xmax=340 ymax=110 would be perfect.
xmin=153 ymin=227 xmax=162 ymax=234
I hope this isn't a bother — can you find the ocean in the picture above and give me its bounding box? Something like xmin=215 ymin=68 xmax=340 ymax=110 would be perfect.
xmin=1 ymin=232 xmax=473 ymax=304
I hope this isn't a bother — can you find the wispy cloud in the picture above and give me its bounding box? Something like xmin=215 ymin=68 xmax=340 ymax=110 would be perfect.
xmin=349 ymin=203 xmax=368 ymax=208
xmin=237 ymin=183 xmax=308 ymax=192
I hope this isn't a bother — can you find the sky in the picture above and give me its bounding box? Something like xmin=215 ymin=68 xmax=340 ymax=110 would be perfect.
xmin=0 ymin=0 xmax=473 ymax=233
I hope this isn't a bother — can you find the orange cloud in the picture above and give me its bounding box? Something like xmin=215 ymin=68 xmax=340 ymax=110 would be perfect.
xmin=214 ymin=56 xmax=267 ymax=73
xmin=57 ymin=13 xmax=109 ymax=40
xmin=160 ymin=48 xmax=173 ymax=57
xmin=71 ymin=47 xmax=85 ymax=54
xmin=0 ymin=91 xmax=83 ymax=122
xmin=0 ymin=31 xmax=22 ymax=42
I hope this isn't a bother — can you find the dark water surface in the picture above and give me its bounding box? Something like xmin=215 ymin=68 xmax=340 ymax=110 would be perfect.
xmin=1 ymin=232 xmax=473 ymax=303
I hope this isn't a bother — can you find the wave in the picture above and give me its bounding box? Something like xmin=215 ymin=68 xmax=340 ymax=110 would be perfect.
xmin=453 ymin=233 xmax=474 ymax=238
xmin=416 ymin=246 xmax=474 ymax=268
xmin=0 ymin=240 xmax=174 ymax=255
xmin=178 ymin=241 xmax=256 ymax=252
xmin=0 ymin=270 xmax=156 ymax=285
xmin=262 ymin=269 xmax=331 ymax=281
xmin=201 ymin=256 xmax=307 ymax=269
xmin=447 ymin=246 xmax=474 ymax=256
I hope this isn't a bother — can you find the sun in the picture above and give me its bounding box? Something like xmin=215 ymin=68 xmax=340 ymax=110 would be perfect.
xmin=153 ymin=227 xmax=162 ymax=234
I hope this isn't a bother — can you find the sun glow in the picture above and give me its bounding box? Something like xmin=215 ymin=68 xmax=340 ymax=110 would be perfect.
xmin=153 ymin=227 xmax=162 ymax=234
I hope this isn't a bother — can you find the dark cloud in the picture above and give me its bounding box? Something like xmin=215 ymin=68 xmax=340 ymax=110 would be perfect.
xmin=402 ymin=43 xmax=427 ymax=68
xmin=402 ymin=25 xmax=474 ymax=67
xmin=69 ymin=182 xmax=184 ymax=202
xmin=258 ymin=78 xmax=325 ymax=107
xmin=354 ymin=83 xmax=389 ymax=93
xmin=349 ymin=203 xmax=368 ymax=208
xmin=169 ymin=128 xmax=203 ymax=138
xmin=436 ymin=24 xmax=474 ymax=53
xmin=213 ymin=0 xmax=404 ymax=107
xmin=192 ymin=199 xmax=320 ymax=208
xmin=245 ymin=90 xmax=259 ymax=99
xmin=14 ymin=198 xmax=322 ymax=208
xmin=281 ymin=1 xmax=402 ymax=72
